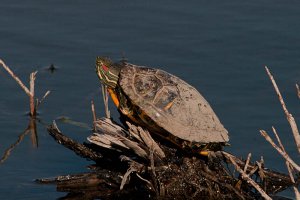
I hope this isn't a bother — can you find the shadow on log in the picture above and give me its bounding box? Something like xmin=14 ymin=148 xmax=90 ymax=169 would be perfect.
xmin=37 ymin=118 xmax=298 ymax=200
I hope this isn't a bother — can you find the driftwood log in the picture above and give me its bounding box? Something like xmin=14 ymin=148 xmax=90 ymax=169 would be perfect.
xmin=36 ymin=118 xmax=297 ymax=200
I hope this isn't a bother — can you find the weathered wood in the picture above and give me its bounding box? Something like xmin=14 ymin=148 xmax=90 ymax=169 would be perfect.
xmin=42 ymin=118 xmax=298 ymax=200
xmin=0 ymin=59 xmax=50 ymax=117
xmin=88 ymin=118 xmax=165 ymax=160
xmin=47 ymin=122 xmax=102 ymax=161
xmin=36 ymin=170 xmax=151 ymax=200
xmin=217 ymin=151 xmax=296 ymax=188
xmin=265 ymin=66 xmax=300 ymax=153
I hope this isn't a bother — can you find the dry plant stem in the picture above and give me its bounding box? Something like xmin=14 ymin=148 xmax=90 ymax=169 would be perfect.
xmin=91 ymin=100 xmax=97 ymax=130
xmin=288 ymin=163 xmax=300 ymax=199
xmin=120 ymin=167 xmax=136 ymax=190
xmin=260 ymin=130 xmax=300 ymax=172
xmin=265 ymin=66 xmax=300 ymax=153
xmin=272 ymin=127 xmax=285 ymax=152
xmin=272 ymin=127 xmax=300 ymax=199
xmin=222 ymin=152 xmax=272 ymax=200
xmin=296 ymin=84 xmax=300 ymax=99
xmin=0 ymin=59 xmax=31 ymax=96
xmin=36 ymin=90 xmax=50 ymax=108
xmin=0 ymin=60 xmax=50 ymax=116
xmin=243 ymin=153 xmax=251 ymax=172
xmin=101 ymin=84 xmax=110 ymax=118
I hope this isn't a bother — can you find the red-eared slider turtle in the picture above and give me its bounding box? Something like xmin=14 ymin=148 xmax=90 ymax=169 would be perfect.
xmin=95 ymin=57 xmax=229 ymax=153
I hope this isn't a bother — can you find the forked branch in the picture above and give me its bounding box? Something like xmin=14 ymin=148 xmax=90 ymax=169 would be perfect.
xmin=0 ymin=59 xmax=50 ymax=117
xmin=260 ymin=130 xmax=300 ymax=172
xmin=262 ymin=67 xmax=300 ymax=199
xmin=222 ymin=152 xmax=272 ymax=200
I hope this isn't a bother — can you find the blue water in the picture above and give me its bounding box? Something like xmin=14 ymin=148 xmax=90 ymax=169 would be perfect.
xmin=0 ymin=1 xmax=300 ymax=199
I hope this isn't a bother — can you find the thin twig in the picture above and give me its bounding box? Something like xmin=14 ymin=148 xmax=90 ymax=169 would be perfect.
xmin=272 ymin=127 xmax=300 ymax=199
xmin=0 ymin=59 xmax=31 ymax=96
xmin=243 ymin=153 xmax=251 ymax=172
xmin=101 ymin=84 xmax=110 ymax=118
xmin=272 ymin=127 xmax=285 ymax=152
xmin=0 ymin=60 xmax=49 ymax=116
xmin=36 ymin=90 xmax=50 ymax=108
xmin=120 ymin=167 xmax=136 ymax=190
xmin=296 ymin=84 xmax=300 ymax=99
xmin=265 ymin=66 xmax=300 ymax=153
xmin=91 ymin=100 xmax=97 ymax=130
xmin=260 ymin=130 xmax=300 ymax=172
xmin=287 ymin=162 xmax=300 ymax=199
xmin=256 ymin=159 xmax=265 ymax=181
xmin=136 ymin=173 xmax=152 ymax=186
xmin=222 ymin=152 xmax=272 ymax=200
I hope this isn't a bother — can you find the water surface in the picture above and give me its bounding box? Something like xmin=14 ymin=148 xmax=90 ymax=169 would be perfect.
xmin=0 ymin=1 xmax=300 ymax=199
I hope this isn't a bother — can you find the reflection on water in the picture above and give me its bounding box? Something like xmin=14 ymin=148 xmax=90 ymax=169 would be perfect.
xmin=1 ymin=119 xmax=37 ymax=164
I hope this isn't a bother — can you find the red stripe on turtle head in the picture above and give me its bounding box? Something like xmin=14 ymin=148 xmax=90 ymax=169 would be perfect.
xmin=102 ymin=65 xmax=109 ymax=71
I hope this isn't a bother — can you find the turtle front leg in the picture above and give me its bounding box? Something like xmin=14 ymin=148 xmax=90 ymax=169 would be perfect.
xmin=113 ymin=88 xmax=140 ymax=124
xmin=107 ymin=88 xmax=120 ymax=107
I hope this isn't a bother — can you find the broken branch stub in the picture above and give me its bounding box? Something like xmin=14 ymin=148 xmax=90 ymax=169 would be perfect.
xmin=29 ymin=71 xmax=37 ymax=116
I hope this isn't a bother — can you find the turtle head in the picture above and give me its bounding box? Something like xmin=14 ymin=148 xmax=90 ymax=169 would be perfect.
xmin=95 ymin=56 xmax=120 ymax=89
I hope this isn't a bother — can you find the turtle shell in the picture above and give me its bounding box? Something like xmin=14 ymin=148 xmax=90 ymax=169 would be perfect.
xmin=119 ymin=63 xmax=229 ymax=143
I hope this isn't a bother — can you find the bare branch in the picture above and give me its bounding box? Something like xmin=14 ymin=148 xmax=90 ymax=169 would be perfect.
xmin=120 ymin=166 xmax=136 ymax=190
xmin=272 ymin=127 xmax=300 ymax=199
xmin=272 ymin=127 xmax=285 ymax=152
xmin=243 ymin=153 xmax=251 ymax=172
xmin=288 ymin=163 xmax=300 ymax=199
xmin=91 ymin=100 xmax=97 ymax=130
xmin=36 ymin=90 xmax=51 ymax=108
xmin=101 ymin=84 xmax=110 ymax=118
xmin=260 ymin=130 xmax=300 ymax=172
xmin=265 ymin=66 xmax=300 ymax=153
xmin=0 ymin=59 xmax=31 ymax=97
xmin=222 ymin=152 xmax=272 ymax=200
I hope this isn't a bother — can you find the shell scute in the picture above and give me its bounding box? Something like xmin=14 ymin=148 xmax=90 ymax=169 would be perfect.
xmin=134 ymin=74 xmax=163 ymax=101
